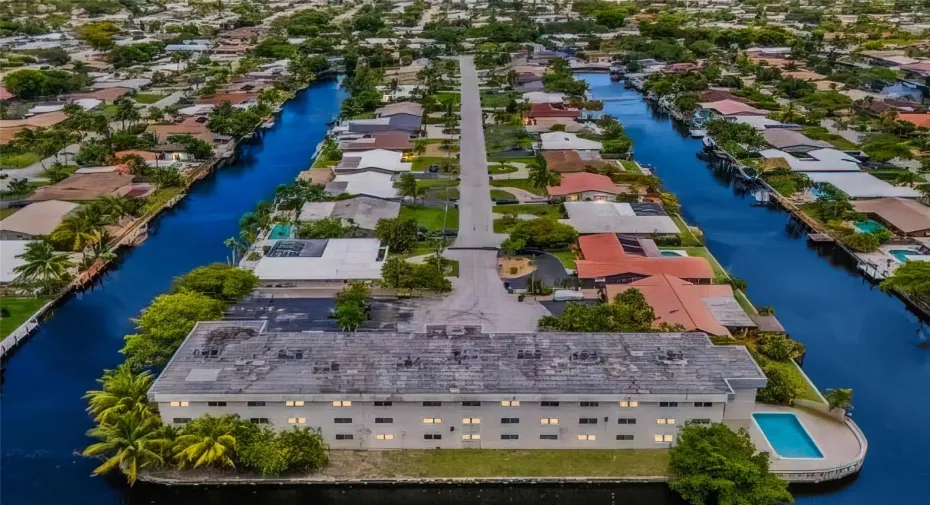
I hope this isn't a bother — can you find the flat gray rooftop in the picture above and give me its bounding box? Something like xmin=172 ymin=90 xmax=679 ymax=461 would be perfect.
xmin=149 ymin=322 xmax=765 ymax=397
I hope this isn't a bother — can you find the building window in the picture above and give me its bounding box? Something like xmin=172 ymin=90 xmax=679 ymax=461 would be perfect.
xmin=659 ymin=402 xmax=678 ymax=408
xmin=286 ymin=400 xmax=305 ymax=407
xmin=579 ymin=418 xmax=598 ymax=424
xmin=375 ymin=417 xmax=393 ymax=424
xmin=694 ymin=402 xmax=713 ymax=408
xmin=690 ymin=419 xmax=711 ymax=425
xmin=169 ymin=401 xmax=189 ymax=407
xmin=249 ymin=418 xmax=269 ymax=424
xmin=539 ymin=418 xmax=559 ymax=425
xmin=374 ymin=401 xmax=393 ymax=406
xmin=501 ymin=417 xmax=520 ymax=424
xmin=172 ymin=418 xmax=191 ymax=424
xmin=247 ymin=401 xmax=265 ymax=407
xmin=207 ymin=401 xmax=226 ymax=407
xmin=618 ymin=401 xmax=639 ymax=408
xmin=422 ymin=418 xmax=442 ymax=424
xmin=616 ymin=434 xmax=634 ymax=441
xmin=501 ymin=434 xmax=519 ymax=440
xmin=462 ymin=434 xmax=481 ymax=440
xmin=422 ymin=401 xmax=442 ymax=407
xmin=287 ymin=417 xmax=307 ymax=424
xmin=335 ymin=434 xmax=354 ymax=440
xmin=332 ymin=401 xmax=352 ymax=407
xmin=541 ymin=401 xmax=560 ymax=407
xmin=657 ymin=418 xmax=676 ymax=425
xmin=334 ymin=418 xmax=352 ymax=424
xmin=617 ymin=418 xmax=637 ymax=424
xmin=462 ymin=417 xmax=480 ymax=424
xmin=375 ymin=434 xmax=394 ymax=440
xmin=654 ymin=434 xmax=674 ymax=443
xmin=501 ymin=400 xmax=520 ymax=407
xmin=580 ymin=402 xmax=600 ymax=407
xmin=424 ymin=434 xmax=442 ymax=440
xmin=462 ymin=401 xmax=481 ymax=406
xmin=540 ymin=434 xmax=558 ymax=440
xmin=577 ymin=434 xmax=596 ymax=441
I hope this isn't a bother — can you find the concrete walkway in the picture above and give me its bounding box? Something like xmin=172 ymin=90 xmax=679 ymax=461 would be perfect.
xmin=146 ymin=90 xmax=185 ymax=110
xmin=493 ymin=186 xmax=538 ymax=203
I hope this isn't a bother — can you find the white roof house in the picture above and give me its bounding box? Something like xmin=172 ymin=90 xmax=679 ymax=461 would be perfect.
xmin=253 ymin=239 xmax=386 ymax=282
xmin=539 ymin=132 xmax=603 ymax=151
xmin=298 ymin=196 xmax=400 ymax=230
xmin=759 ymin=148 xmax=861 ymax=172
xmin=807 ymin=172 xmax=922 ymax=199
xmin=522 ymin=91 xmax=566 ymax=104
xmin=560 ymin=202 xmax=680 ymax=234
xmin=326 ymin=172 xmax=399 ymax=199
xmin=1 ymin=240 xmax=32 ymax=284
xmin=335 ymin=149 xmax=412 ymax=173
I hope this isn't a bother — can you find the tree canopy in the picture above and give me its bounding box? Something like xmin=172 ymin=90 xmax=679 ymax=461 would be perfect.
xmin=539 ymin=289 xmax=684 ymax=332
xmin=171 ymin=263 xmax=258 ymax=302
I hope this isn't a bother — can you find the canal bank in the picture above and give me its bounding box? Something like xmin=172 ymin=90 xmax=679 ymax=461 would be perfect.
xmin=581 ymin=73 xmax=929 ymax=504
xmin=0 ymin=78 xmax=347 ymax=505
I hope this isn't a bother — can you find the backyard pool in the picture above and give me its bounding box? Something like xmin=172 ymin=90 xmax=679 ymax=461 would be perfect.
xmin=268 ymin=223 xmax=295 ymax=240
xmin=753 ymin=412 xmax=824 ymax=459
xmin=660 ymin=250 xmax=688 ymax=257
xmin=853 ymin=220 xmax=885 ymax=234
xmin=889 ymin=249 xmax=918 ymax=263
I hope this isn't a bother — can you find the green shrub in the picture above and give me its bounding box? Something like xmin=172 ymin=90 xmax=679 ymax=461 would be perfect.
xmin=172 ymin=263 xmax=259 ymax=302
xmin=843 ymin=232 xmax=880 ymax=253
xmin=756 ymin=361 xmax=805 ymax=405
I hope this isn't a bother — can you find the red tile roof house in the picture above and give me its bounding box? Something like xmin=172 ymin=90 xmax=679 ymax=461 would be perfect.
xmin=525 ymin=103 xmax=581 ymax=121
xmin=575 ymin=233 xmax=715 ymax=289
xmin=698 ymin=99 xmax=769 ymax=117
xmin=547 ymin=172 xmax=635 ymax=201
xmin=605 ymin=274 xmax=756 ymax=336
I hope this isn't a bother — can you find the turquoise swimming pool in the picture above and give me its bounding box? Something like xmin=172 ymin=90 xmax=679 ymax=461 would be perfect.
xmin=268 ymin=224 xmax=295 ymax=240
xmin=661 ymin=250 xmax=688 ymax=257
xmin=753 ymin=412 xmax=823 ymax=459
xmin=854 ymin=220 xmax=885 ymax=234
xmin=889 ymin=249 xmax=918 ymax=263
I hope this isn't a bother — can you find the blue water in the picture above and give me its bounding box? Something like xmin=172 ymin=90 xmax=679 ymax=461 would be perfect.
xmin=660 ymin=250 xmax=687 ymax=257
xmin=0 ymin=79 xmax=347 ymax=505
xmin=853 ymin=220 xmax=884 ymax=234
xmin=889 ymin=249 xmax=918 ymax=263
xmin=753 ymin=413 xmax=824 ymax=459
xmin=582 ymin=73 xmax=930 ymax=504
xmin=269 ymin=223 xmax=295 ymax=239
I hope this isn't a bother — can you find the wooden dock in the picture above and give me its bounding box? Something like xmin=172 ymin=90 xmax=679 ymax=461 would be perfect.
xmin=808 ymin=233 xmax=835 ymax=243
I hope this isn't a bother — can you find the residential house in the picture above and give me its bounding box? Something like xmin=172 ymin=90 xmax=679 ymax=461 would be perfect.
xmin=560 ymin=201 xmax=679 ymax=235
xmin=538 ymin=132 xmax=602 ymax=154
xmin=334 ymin=149 xmax=412 ymax=174
xmin=762 ymin=129 xmax=833 ymax=154
xmin=252 ymin=239 xmax=388 ymax=286
xmin=341 ymin=132 xmax=415 ymax=153
xmin=852 ymin=198 xmax=930 ymax=237
xmin=0 ymin=200 xmax=79 ymax=240
xmin=547 ymin=172 xmax=633 ymax=201
xmin=298 ymin=196 xmax=401 ymax=231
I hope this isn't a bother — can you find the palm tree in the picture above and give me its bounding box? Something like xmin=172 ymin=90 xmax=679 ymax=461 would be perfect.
xmin=82 ymin=411 xmax=168 ymax=485
xmin=84 ymin=365 xmax=156 ymax=423
xmin=894 ymin=171 xmax=922 ymax=187
xmin=527 ymin=155 xmax=558 ymax=192
xmin=51 ymin=209 xmax=107 ymax=251
xmin=114 ymin=97 xmax=141 ymax=130
xmin=81 ymin=229 xmax=117 ymax=269
xmin=224 ymin=236 xmax=247 ymax=264
xmin=173 ymin=415 xmax=239 ymax=469
xmin=13 ymin=239 xmax=74 ymax=295
xmin=393 ymin=173 xmax=425 ymax=203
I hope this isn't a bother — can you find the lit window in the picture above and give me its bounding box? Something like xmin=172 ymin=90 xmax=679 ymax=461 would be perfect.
xmin=539 ymin=418 xmax=559 ymax=425
xmin=462 ymin=434 xmax=481 ymax=440
xmin=423 ymin=418 xmax=442 ymax=424
xmin=578 ymin=434 xmax=596 ymax=441
xmin=657 ymin=418 xmax=676 ymax=425
xmin=332 ymin=400 xmax=352 ymax=407
xmin=375 ymin=434 xmax=394 ymax=440
xmin=462 ymin=417 xmax=480 ymax=424
xmin=618 ymin=401 xmax=638 ymax=408
xmin=654 ymin=434 xmax=674 ymax=443
xmin=286 ymin=400 xmax=305 ymax=407
xmin=501 ymin=400 xmax=521 ymax=407
xmin=169 ymin=401 xmax=189 ymax=407
xmin=287 ymin=417 xmax=306 ymax=424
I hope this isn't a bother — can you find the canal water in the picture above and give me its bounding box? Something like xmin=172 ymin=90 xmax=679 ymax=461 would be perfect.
xmin=581 ymin=73 xmax=930 ymax=504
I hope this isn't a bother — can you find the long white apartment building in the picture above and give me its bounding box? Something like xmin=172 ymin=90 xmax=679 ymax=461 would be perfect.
xmin=148 ymin=322 xmax=766 ymax=450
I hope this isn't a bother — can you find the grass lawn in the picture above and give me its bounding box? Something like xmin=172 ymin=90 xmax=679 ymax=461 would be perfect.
xmin=671 ymin=215 xmax=702 ymax=245
xmin=548 ymin=249 xmax=577 ymax=269
xmin=133 ymin=93 xmax=163 ymax=104
xmin=490 ymin=190 xmax=514 ymax=201
xmin=0 ymin=151 xmax=42 ymax=169
xmin=141 ymin=187 xmax=185 ymax=215
xmin=490 ymin=179 xmax=544 ymax=195
xmin=0 ymin=207 xmax=20 ymax=219
xmin=417 ymin=179 xmax=457 ymax=189
xmin=487 ymin=155 xmax=537 ymax=165
xmin=802 ymin=126 xmax=857 ymax=150
xmin=488 ymin=162 xmax=518 ymax=174
xmin=399 ymin=204 xmax=459 ymax=230
xmin=101 ymin=104 xmax=119 ymax=120
xmin=412 ymin=156 xmax=459 ymax=172
xmin=493 ymin=203 xmax=563 ymax=218
xmin=619 ymin=160 xmax=640 ymax=172
xmin=377 ymin=449 xmax=669 ymax=478
xmin=433 ymin=92 xmax=459 ymax=105
xmin=733 ymin=289 xmax=757 ymax=315
xmin=866 ymin=169 xmax=909 ymax=182
xmin=798 ymin=203 xmax=826 ymax=225
xmin=480 ymin=91 xmax=517 ymax=108
xmin=0 ymin=298 xmax=50 ymax=339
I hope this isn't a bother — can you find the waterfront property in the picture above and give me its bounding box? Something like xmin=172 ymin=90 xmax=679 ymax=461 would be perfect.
xmin=251 ymin=238 xmax=388 ymax=286
xmin=148 ymin=322 xmax=766 ymax=450
xmin=560 ymin=202 xmax=680 ymax=235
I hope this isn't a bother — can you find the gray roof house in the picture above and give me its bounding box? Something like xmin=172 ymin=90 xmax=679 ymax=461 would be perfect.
xmin=298 ymin=196 xmax=400 ymax=230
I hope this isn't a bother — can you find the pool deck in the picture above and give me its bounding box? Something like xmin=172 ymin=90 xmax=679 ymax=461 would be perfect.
xmin=731 ymin=404 xmax=867 ymax=483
